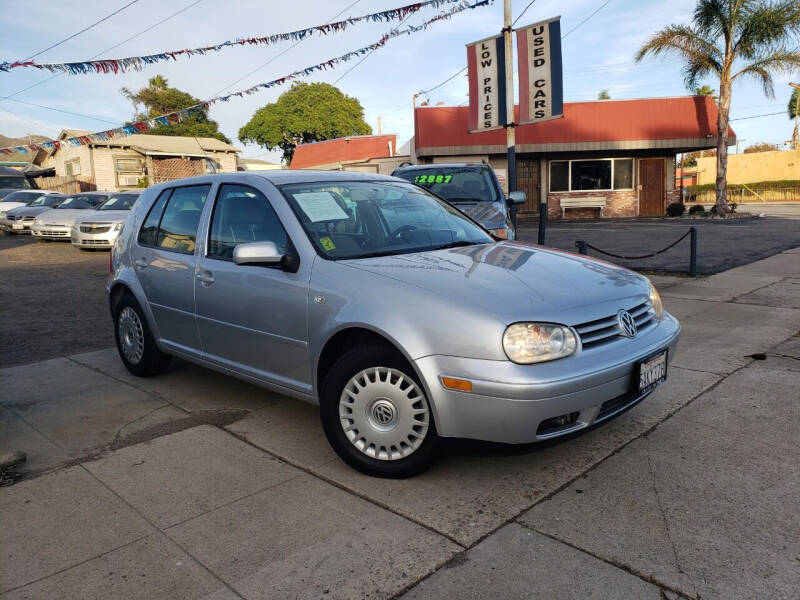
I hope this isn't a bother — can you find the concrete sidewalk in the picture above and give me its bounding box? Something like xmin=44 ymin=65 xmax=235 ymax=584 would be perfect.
xmin=2 ymin=248 xmax=799 ymax=599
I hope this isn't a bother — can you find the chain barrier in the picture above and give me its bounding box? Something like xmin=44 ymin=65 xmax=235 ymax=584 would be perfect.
xmin=575 ymin=227 xmax=698 ymax=276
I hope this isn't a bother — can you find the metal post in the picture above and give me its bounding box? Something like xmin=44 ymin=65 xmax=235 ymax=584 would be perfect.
xmin=503 ymin=0 xmax=516 ymax=218
xmin=576 ymin=240 xmax=588 ymax=255
xmin=689 ymin=226 xmax=697 ymax=277
xmin=538 ymin=201 xmax=547 ymax=245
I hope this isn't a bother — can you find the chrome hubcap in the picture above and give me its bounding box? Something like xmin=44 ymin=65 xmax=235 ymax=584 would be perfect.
xmin=339 ymin=367 xmax=430 ymax=461
xmin=118 ymin=307 xmax=144 ymax=364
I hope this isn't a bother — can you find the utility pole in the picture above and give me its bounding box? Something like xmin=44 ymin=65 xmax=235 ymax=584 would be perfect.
xmin=502 ymin=0 xmax=517 ymax=231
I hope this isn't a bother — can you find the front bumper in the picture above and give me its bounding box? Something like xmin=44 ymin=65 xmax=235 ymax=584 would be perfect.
xmin=31 ymin=224 xmax=71 ymax=239
xmin=415 ymin=312 xmax=681 ymax=444
xmin=0 ymin=217 xmax=34 ymax=233
xmin=71 ymin=228 xmax=120 ymax=248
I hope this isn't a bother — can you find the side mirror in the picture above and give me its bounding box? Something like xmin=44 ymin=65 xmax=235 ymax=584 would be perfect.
xmin=508 ymin=191 xmax=527 ymax=205
xmin=233 ymin=241 xmax=300 ymax=272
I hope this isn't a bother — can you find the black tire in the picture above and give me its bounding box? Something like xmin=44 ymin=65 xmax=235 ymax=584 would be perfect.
xmin=320 ymin=345 xmax=440 ymax=478
xmin=113 ymin=294 xmax=172 ymax=377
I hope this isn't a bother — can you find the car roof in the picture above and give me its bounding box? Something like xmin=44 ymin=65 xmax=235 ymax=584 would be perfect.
xmin=392 ymin=163 xmax=488 ymax=171
xmin=149 ymin=170 xmax=401 ymax=188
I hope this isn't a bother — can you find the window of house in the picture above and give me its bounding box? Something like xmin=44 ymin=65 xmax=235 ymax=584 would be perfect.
xmin=549 ymin=158 xmax=635 ymax=192
xmin=207 ymin=184 xmax=288 ymax=261
xmin=115 ymin=157 xmax=144 ymax=187
xmin=65 ymin=159 xmax=81 ymax=176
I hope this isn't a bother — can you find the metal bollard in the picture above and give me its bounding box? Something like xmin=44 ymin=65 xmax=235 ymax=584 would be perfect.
xmin=537 ymin=201 xmax=547 ymax=245
xmin=689 ymin=226 xmax=697 ymax=277
xmin=575 ymin=240 xmax=588 ymax=255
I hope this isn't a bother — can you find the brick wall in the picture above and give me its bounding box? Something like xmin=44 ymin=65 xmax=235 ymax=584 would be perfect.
xmin=547 ymin=190 xmax=639 ymax=219
xmin=666 ymin=189 xmax=680 ymax=205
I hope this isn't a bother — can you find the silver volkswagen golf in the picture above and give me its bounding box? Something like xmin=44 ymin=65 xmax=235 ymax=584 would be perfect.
xmin=108 ymin=171 xmax=680 ymax=477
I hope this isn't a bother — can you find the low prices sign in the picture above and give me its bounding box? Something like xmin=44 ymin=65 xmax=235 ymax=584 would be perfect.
xmin=516 ymin=17 xmax=563 ymax=124
xmin=466 ymin=35 xmax=507 ymax=132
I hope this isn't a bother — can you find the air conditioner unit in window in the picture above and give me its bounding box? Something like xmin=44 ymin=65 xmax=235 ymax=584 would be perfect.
xmin=119 ymin=176 xmax=141 ymax=186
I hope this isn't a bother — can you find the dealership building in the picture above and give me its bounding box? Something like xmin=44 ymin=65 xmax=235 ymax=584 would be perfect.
xmin=289 ymin=96 xmax=734 ymax=219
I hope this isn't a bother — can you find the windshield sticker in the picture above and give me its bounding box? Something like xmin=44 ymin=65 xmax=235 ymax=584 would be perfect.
xmin=413 ymin=174 xmax=453 ymax=184
xmin=294 ymin=191 xmax=349 ymax=222
xmin=319 ymin=236 xmax=336 ymax=251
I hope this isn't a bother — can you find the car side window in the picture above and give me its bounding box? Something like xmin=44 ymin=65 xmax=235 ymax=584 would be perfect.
xmin=207 ymin=184 xmax=288 ymax=261
xmin=155 ymin=185 xmax=211 ymax=254
xmin=137 ymin=189 xmax=172 ymax=247
xmin=138 ymin=189 xmax=171 ymax=247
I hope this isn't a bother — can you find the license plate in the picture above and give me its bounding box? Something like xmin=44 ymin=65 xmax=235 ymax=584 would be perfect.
xmin=637 ymin=350 xmax=667 ymax=394
xmin=12 ymin=222 xmax=24 ymax=230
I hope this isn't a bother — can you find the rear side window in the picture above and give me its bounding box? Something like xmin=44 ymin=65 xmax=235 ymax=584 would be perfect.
xmin=156 ymin=185 xmax=210 ymax=254
xmin=138 ymin=189 xmax=171 ymax=247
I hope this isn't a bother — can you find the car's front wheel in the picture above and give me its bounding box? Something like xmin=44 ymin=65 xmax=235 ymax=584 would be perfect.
xmin=114 ymin=294 xmax=172 ymax=377
xmin=320 ymin=345 xmax=440 ymax=478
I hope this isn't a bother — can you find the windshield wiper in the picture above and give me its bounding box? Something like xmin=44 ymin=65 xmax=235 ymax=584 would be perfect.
xmin=431 ymin=240 xmax=486 ymax=250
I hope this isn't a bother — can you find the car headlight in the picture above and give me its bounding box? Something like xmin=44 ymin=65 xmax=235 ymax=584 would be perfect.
xmin=113 ymin=222 xmax=123 ymax=231
xmin=502 ymin=323 xmax=577 ymax=364
xmin=488 ymin=228 xmax=509 ymax=240
xmin=649 ymin=282 xmax=664 ymax=319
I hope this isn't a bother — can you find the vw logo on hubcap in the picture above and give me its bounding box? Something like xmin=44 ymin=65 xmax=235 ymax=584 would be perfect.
xmin=617 ymin=309 xmax=638 ymax=338
xmin=372 ymin=401 xmax=395 ymax=425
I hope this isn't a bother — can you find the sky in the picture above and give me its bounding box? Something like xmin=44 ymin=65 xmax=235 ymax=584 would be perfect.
xmin=0 ymin=0 xmax=796 ymax=164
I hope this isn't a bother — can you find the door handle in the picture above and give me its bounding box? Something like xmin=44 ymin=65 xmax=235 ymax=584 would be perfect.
xmin=133 ymin=257 xmax=148 ymax=269
xmin=196 ymin=272 xmax=215 ymax=285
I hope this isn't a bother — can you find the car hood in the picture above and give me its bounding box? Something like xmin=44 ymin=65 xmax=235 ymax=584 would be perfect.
xmin=0 ymin=202 xmax=28 ymax=214
xmin=75 ymin=210 xmax=128 ymax=224
xmin=36 ymin=209 xmax=91 ymax=225
xmin=342 ymin=241 xmax=650 ymax=325
xmin=451 ymin=201 xmax=509 ymax=230
xmin=9 ymin=205 xmax=54 ymax=218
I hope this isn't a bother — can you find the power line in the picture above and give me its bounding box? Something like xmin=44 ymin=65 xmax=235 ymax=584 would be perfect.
xmin=730 ymin=111 xmax=786 ymax=121
xmin=512 ymin=0 xmax=538 ymax=26
xmin=0 ymin=96 xmax=120 ymax=125
xmin=562 ymin=0 xmax=614 ymax=39
xmin=0 ymin=104 xmax=61 ymax=137
xmin=9 ymin=0 xmax=205 ymax=98
xmin=206 ymin=0 xmax=362 ymax=100
xmin=19 ymin=0 xmax=141 ymax=62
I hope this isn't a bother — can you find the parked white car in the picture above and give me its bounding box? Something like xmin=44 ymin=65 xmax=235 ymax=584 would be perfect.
xmin=0 ymin=190 xmax=60 ymax=224
xmin=31 ymin=192 xmax=111 ymax=240
xmin=71 ymin=191 xmax=141 ymax=249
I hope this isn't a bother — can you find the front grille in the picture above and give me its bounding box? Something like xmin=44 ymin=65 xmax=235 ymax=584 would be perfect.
xmin=80 ymin=224 xmax=111 ymax=234
xmin=39 ymin=229 xmax=70 ymax=237
xmin=82 ymin=239 xmax=110 ymax=245
xmin=574 ymin=301 xmax=654 ymax=348
xmin=596 ymin=390 xmax=645 ymax=421
xmin=22 ymin=216 xmax=34 ymax=222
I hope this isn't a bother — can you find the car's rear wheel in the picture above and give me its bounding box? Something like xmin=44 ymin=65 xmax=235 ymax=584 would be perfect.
xmin=320 ymin=345 xmax=440 ymax=478
xmin=114 ymin=294 xmax=172 ymax=377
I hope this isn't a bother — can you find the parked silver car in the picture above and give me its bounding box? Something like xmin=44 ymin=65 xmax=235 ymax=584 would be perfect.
xmin=0 ymin=193 xmax=65 ymax=233
xmin=108 ymin=171 xmax=680 ymax=477
xmin=0 ymin=190 xmax=61 ymax=225
xmin=31 ymin=192 xmax=111 ymax=240
xmin=71 ymin=191 xmax=141 ymax=249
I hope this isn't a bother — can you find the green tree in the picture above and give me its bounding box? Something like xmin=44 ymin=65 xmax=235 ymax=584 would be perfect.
xmin=238 ymin=82 xmax=372 ymax=165
xmin=789 ymin=86 xmax=799 ymax=149
xmin=636 ymin=0 xmax=800 ymax=215
xmin=694 ymin=84 xmax=718 ymax=100
xmin=121 ymin=75 xmax=230 ymax=143
xmin=597 ymin=89 xmax=611 ymax=99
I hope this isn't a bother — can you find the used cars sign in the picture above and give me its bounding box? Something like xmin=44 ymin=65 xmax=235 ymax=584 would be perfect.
xmin=516 ymin=16 xmax=563 ymax=124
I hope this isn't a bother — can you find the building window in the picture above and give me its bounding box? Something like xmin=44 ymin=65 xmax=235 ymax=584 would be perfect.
xmin=549 ymin=158 xmax=635 ymax=192
xmin=65 ymin=159 xmax=81 ymax=176
xmin=115 ymin=157 xmax=144 ymax=187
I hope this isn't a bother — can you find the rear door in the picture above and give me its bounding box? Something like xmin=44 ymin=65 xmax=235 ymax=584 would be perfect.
xmin=194 ymin=182 xmax=311 ymax=391
xmin=132 ymin=183 xmax=211 ymax=356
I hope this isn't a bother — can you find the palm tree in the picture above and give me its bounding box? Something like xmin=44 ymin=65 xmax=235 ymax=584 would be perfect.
xmin=694 ymin=84 xmax=718 ymax=100
xmin=789 ymin=85 xmax=799 ymax=149
xmin=636 ymin=0 xmax=800 ymax=214
xmin=597 ymin=89 xmax=611 ymax=100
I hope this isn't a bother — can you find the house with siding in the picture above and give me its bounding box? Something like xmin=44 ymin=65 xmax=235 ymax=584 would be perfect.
xmin=39 ymin=131 xmax=239 ymax=191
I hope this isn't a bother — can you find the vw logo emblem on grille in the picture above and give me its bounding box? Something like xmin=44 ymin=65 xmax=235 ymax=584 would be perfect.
xmin=372 ymin=402 xmax=395 ymax=425
xmin=617 ymin=310 xmax=638 ymax=338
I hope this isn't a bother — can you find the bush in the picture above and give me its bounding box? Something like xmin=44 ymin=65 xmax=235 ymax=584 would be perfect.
xmin=688 ymin=204 xmax=705 ymax=215
xmin=666 ymin=202 xmax=686 ymax=217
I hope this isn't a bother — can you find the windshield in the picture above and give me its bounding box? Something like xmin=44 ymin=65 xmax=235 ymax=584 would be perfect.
xmin=55 ymin=194 xmax=106 ymax=210
xmin=394 ymin=167 xmax=499 ymax=204
xmin=0 ymin=177 xmax=31 ymax=189
xmin=1 ymin=191 xmax=44 ymax=204
xmin=97 ymin=193 xmax=138 ymax=211
xmin=279 ymin=180 xmax=492 ymax=260
xmin=30 ymin=194 xmax=63 ymax=207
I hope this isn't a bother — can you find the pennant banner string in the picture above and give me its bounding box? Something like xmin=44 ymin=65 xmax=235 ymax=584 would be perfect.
xmin=1 ymin=0 xmax=466 ymax=75
xmin=0 ymin=0 xmax=491 ymax=155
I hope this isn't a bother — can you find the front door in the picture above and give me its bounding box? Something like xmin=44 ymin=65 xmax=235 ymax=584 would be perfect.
xmin=639 ymin=159 xmax=665 ymax=216
xmin=194 ymin=182 xmax=310 ymax=392
xmin=133 ymin=184 xmax=211 ymax=356
xmin=516 ymin=157 xmax=540 ymax=214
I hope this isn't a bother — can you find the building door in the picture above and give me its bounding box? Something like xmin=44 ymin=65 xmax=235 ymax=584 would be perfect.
xmin=639 ymin=159 xmax=665 ymax=216
xmin=515 ymin=157 xmax=540 ymax=214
